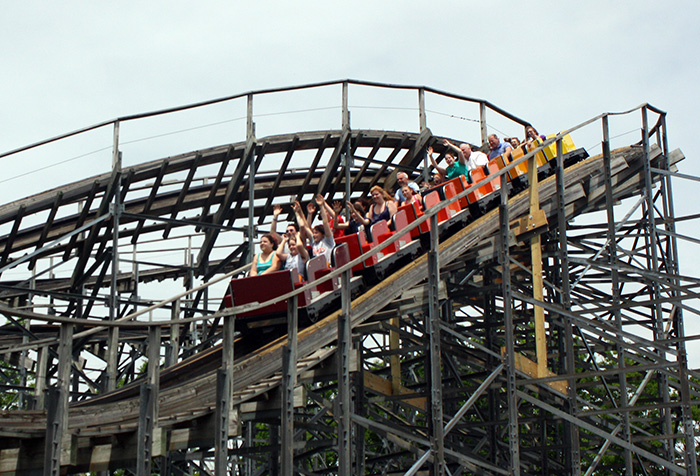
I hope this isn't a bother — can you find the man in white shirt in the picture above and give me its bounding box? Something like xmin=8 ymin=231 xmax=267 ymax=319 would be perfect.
xmin=444 ymin=139 xmax=489 ymax=171
xmin=462 ymin=143 xmax=489 ymax=170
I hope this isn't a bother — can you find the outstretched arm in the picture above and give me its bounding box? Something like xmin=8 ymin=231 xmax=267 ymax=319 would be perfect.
xmin=295 ymin=231 xmax=310 ymax=262
xmin=270 ymin=204 xmax=283 ymax=244
xmin=293 ymin=201 xmax=312 ymax=243
xmin=443 ymin=139 xmax=466 ymax=166
xmin=428 ymin=146 xmax=447 ymax=177
xmin=503 ymin=143 xmax=513 ymax=161
xmin=275 ymin=234 xmax=289 ymax=262
xmin=334 ymin=200 xmax=350 ymax=230
xmin=323 ymin=198 xmax=337 ymax=224
xmin=347 ymin=201 xmax=369 ymax=227
xmin=316 ymin=194 xmax=333 ymax=238
xmin=306 ymin=201 xmax=317 ymax=229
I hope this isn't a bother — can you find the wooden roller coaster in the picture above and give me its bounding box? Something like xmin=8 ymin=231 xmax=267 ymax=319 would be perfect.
xmin=0 ymin=80 xmax=697 ymax=476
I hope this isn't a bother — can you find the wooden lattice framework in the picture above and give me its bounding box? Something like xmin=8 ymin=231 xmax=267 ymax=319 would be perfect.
xmin=0 ymin=81 xmax=697 ymax=476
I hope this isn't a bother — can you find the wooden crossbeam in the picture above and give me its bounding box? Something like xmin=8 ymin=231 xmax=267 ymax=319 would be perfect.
xmin=163 ymin=153 xmax=201 ymax=239
xmin=197 ymin=147 xmax=233 ymax=232
xmin=0 ymin=205 xmax=25 ymax=268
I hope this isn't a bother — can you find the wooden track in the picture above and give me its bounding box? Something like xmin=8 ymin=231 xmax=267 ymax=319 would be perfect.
xmin=0 ymin=142 xmax=677 ymax=473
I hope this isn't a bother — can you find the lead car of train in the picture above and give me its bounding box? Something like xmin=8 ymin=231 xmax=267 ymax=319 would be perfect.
xmin=223 ymin=135 xmax=587 ymax=336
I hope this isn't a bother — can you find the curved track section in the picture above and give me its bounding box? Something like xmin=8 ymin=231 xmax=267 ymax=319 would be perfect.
xmin=0 ymin=129 xmax=424 ymax=286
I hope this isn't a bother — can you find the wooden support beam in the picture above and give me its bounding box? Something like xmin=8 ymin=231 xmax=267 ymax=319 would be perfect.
xmin=337 ymin=265 xmax=353 ymax=476
xmin=215 ymin=313 xmax=234 ymax=474
xmin=197 ymin=149 xmax=232 ymax=232
xmin=527 ymin=153 xmax=547 ymax=378
xmin=196 ymin=142 xmax=254 ymax=273
xmin=77 ymin=429 xmax=167 ymax=473
xmin=502 ymin=348 xmax=568 ymax=395
xmin=131 ymin=160 xmax=168 ymax=244
xmin=366 ymin=136 xmax=411 ymax=192
xmin=163 ymin=154 xmax=201 ymax=239
xmin=318 ymin=129 xmax=351 ymax=196
xmin=63 ymin=181 xmax=99 ymax=261
xmin=427 ymin=211 xmax=445 ymax=476
xmin=29 ymin=193 xmax=63 ymax=269
xmin=513 ymin=208 xmax=548 ymax=239
xmin=1 ymin=205 xmax=25 ymax=268
xmin=260 ymin=137 xmax=299 ymax=224
xmin=479 ymin=102 xmax=488 ymax=146
xmin=389 ymin=316 xmax=401 ymax=397
xmin=239 ymin=386 xmax=305 ymax=416
xmin=136 ymin=326 xmax=160 ymax=476
xmin=298 ymin=133 xmax=333 ymax=201
xmin=44 ymin=323 xmax=74 ymax=475
xmin=67 ymin=170 xmax=119 ymax=289
xmin=363 ymin=373 xmax=426 ymax=412
xmin=351 ymin=134 xmax=383 ymax=192
xmin=229 ymin=140 xmax=267 ymax=229
xmin=384 ymin=128 xmax=433 ymax=192
xmin=281 ymin=295 xmax=298 ymax=476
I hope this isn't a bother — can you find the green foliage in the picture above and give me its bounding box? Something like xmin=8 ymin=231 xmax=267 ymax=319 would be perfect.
xmin=575 ymin=349 xmax=700 ymax=474
xmin=0 ymin=359 xmax=23 ymax=410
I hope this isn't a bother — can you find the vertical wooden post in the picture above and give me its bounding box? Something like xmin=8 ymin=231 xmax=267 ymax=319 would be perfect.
xmin=500 ymin=177 xmax=520 ymax=476
xmin=281 ymin=295 xmax=298 ymax=476
xmin=555 ymin=136 xmax=580 ymax=474
xmin=418 ymin=88 xmax=427 ymax=133
xmin=427 ymin=213 xmax=444 ymax=476
xmin=641 ymin=108 xmax=674 ymax=466
xmin=354 ymin=350 xmax=366 ymax=475
xmin=107 ymin=120 xmax=121 ymax=392
xmin=132 ymin=245 xmax=139 ymax=298
xmin=601 ymin=117 xmax=632 ymax=475
xmin=337 ymin=267 xmax=353 ymax=476
xmin=215 ymin=313 xmax=235 ymax=474
xmin=419 ymin=88 xmax=430 ymax=188
xmin=389 ymin=316 xmax=400 ymax=396
xmin=166 ymin=299 xmax=181 ymax=367
xmin=33 ymin=345 xmax=48 ymax=410
xmin=244 ymin=422 xmax=254 ymax=476
xmin=479 ymin=102 xmax=488 ymax=147
xmin=342 ymin=85 xmax=352 ymax=221
xmin=342 ymin=81 xmax=350 ymax=131
xmin=137 ymin=326 xmax=160 ymax=476
xmin=526 ymin=152 xmax=546 ymax=378
xmin=44 ymin=323 xmax=73 ymax=476
xmin=19 ymin=311 xmax=29 ymax=409
xmin=247 ymin=94 xmax=256 ymax=265
xmin=657 ymin=111 xmax=699 ymax=475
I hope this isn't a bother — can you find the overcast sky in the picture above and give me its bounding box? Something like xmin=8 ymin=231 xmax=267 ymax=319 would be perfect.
xmin=3 ymin=2 xmax=698 ymax=188
xmin=2 ymin=2 xmax=700 ymax=358
xmin=3 ymin=2 xmax=696 ymax=149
